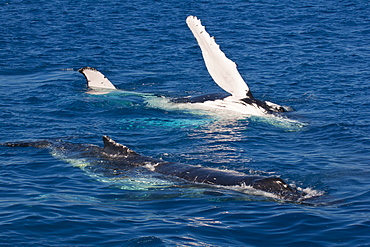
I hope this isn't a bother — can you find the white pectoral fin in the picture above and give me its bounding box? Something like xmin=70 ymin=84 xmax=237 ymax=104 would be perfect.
xmin=186 ymin=16 xmax=250 ymax=99
xmin=78 ymin=67 xmax=117 ymax=90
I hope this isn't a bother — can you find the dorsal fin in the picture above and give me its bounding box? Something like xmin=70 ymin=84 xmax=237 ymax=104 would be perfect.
xmin=102 ymin=136 xmax=138 ymax=156
xmin=186 ymin=16 xmax=252 ymax=99
xmin=78 ymin=67 xmax=117 ymax=90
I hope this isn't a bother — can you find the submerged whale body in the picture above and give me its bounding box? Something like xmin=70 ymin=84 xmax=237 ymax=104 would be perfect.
xmin=78 ymin=16 xmax=290 ymax=116
xmin=3 ymin=136 xmax=306 ymax=201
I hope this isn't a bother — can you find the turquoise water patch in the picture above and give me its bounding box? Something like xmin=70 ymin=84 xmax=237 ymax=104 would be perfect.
xmin=248 ymin=115 xmax=307 ymax=132
xmin=117 ymin=117 xmax=215 ymax=129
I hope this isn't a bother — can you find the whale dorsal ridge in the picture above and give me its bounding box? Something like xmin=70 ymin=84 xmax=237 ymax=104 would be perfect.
xmin=102 ymin=136 xmax=138 ymax=156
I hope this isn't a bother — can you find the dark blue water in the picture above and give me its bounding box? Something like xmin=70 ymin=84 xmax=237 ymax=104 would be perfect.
xmin=1 ymin=0 xmax=370 ymax=246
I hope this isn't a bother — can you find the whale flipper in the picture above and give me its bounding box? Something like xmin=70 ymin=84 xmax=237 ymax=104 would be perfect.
xmin=78 ymin=67 xmax=116 ymax=90
xmin=186 ymin=16 xmax=251 ymax=99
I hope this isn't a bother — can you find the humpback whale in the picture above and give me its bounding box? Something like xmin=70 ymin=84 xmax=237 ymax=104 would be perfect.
xmin=3 ymin=136 xmax=307 ymax=201
xmin=78 ymin=16 xmax=289 ymax=117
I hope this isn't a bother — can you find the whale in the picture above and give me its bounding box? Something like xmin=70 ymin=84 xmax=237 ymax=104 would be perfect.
xmin=78 ymin=16 xmax=289 ymax=117
xmin=3 ymin=136 xmax=307 ymax=201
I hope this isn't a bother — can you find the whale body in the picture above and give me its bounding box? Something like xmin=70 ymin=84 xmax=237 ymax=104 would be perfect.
xmin=3 ymin=136 xmax=306 ymax=201
xmin=78 ymin=16 xmax=289 ymax=117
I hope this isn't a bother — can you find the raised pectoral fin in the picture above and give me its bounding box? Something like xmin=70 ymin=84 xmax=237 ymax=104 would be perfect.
xmin=186 ymin=16 xmax=250 ymax=99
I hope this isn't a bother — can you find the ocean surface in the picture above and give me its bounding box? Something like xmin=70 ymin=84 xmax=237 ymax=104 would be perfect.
xmin=1 ymin=0 xmax=370 ymax=246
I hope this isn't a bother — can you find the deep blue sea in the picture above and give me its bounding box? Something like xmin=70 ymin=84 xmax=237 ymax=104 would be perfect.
xmin=1 ymin=0 xmax=370 ymax=246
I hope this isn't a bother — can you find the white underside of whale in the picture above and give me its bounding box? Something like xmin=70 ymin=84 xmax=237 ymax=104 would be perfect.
xmin=180 ymin=96 xmax=269 ymax=116
xmin=141 ymin=94 xmax=305 ymax=130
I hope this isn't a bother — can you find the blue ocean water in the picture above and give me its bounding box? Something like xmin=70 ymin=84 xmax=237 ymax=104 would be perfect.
xmin=1 ymin=0 xmax=370 ymax=246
